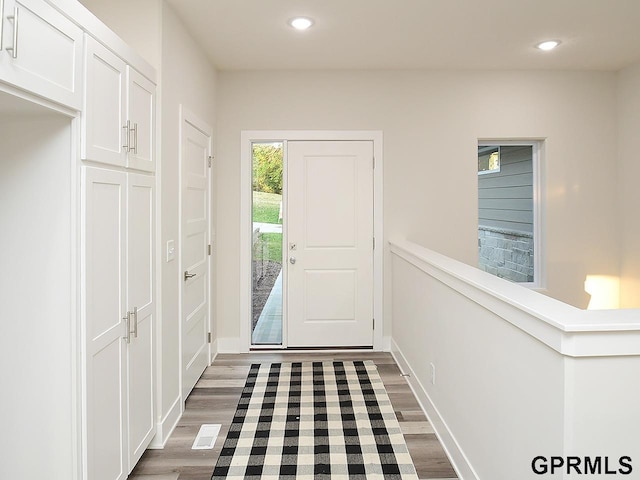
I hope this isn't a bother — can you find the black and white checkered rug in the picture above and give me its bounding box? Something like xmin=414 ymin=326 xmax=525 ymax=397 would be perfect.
xmin=211 ymin=360 xmax=418 ymax=479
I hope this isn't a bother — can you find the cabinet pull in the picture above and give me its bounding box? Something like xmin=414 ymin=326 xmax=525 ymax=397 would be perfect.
xmin=132 ymin=123 xmax=138 ymax=155
xmin=122 ymin=120 xmax=130 ymax=152
xmin=5 ymin=6 xmax=18 ymax=59
xmin=132 ymin=306 xmax=138 ymax=339
xmin=122 ymin=311 xmax=131 ymax=344
xmin=0 ymin=0 xmax=5 ymax=51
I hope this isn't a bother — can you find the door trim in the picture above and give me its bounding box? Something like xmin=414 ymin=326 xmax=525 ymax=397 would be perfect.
xmin=178 ymin=105 xmax=213 ymax=404
xmin=240 ymin=131 xmax=384 ymax=353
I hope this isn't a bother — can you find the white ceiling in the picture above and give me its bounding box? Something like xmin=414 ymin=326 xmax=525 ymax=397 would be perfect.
xmin=165 ymin=0 xmax=640 ymax=72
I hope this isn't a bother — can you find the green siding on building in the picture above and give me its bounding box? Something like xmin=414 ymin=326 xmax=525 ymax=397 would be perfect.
xmin=478 ymin=146 xmax=533 ymax=234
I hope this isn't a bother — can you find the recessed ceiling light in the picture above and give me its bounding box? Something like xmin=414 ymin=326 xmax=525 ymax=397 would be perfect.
xmin=289 ymin=17 xmax=314 ymax=30
xmin=536 ymin=40 xmax=561 ymax=51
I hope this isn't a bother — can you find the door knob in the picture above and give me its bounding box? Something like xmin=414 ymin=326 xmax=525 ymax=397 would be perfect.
xmin=289 ymin=256 xmax=296 ymax=265
xmin=184 ymin=271 xmax=196 ymax=281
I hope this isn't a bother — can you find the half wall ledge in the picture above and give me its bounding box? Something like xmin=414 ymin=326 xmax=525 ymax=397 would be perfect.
xmin=389 ymin=238 xmax=640 ymax=358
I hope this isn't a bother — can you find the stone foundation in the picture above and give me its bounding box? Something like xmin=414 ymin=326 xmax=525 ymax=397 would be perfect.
xmin=478 ymin=226 xmax=534 ymax=283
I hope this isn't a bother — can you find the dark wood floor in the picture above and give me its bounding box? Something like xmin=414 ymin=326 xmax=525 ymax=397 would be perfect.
xmin=130 ymin=352 xmax=457 ymax=480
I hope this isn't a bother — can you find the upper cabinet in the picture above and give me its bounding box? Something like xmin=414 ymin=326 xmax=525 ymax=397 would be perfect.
xmin=126 ymin=67 xmax=155 ymax=172
xmin=0 ymin=0 xmax=83 ymax=109
xmin=82 ymin=35 xmax=155 ymax=172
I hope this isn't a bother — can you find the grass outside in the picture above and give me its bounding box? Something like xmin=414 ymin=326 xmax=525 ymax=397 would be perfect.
xmin=252 ymin=191 xmax=282 ymax=224
xmin=254 ymin=233 xmax=283 ymax=263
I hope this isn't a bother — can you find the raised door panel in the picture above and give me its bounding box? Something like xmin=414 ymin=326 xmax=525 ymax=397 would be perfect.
xmin=83 ymin=166 xmax=128 ymax=480
xmin=127 ymin=67 xmax=155 ymax=172
xmin=0 ymin=0 xmax=83 ymax=109
xmin=126 ymin=173 xmax=155 ymax=468
xmin=82 ymin=36 xmax=127 ymax=167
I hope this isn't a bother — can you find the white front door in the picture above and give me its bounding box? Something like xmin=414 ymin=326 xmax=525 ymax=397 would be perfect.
xmin=287 ymin=141 xmax=374 ymax=347
xmin=180 ymin=114 xmax=211 ymax=401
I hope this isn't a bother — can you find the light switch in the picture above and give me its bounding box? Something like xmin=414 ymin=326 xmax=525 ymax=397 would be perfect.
xmin=166 ymin=240 xmax=176 ymax=262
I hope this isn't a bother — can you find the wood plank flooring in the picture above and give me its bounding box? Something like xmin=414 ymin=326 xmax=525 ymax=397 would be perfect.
xmin=130 ymin=352 xmax=457 ymax=480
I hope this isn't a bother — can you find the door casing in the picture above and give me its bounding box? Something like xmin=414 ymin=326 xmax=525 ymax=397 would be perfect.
xmin=239 ymin=131 xmax=384 ymax=352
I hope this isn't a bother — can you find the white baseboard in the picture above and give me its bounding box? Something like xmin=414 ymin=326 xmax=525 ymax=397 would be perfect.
xmin=210 ymin=338 xmax=219 ymax=363
xmin=218 ymin=337 xmax=241 ymax=353
xmin=148 ymin=395 xmax=182 ymax=449
xmin=382 ymin=335 xmax=392 ymax=351
xmin=391 ymin=339 xmax=479 ymax=480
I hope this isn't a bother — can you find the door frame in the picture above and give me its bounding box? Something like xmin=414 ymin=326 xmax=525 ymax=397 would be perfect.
xmin=178 ymin=105 xmax=213 ymax=404
xmin=240 ymin=131 xmax=384 ymax=352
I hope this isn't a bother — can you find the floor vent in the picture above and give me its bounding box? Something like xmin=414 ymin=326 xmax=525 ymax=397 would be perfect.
xmin=192 ymin=424 xmax=221 ymax=450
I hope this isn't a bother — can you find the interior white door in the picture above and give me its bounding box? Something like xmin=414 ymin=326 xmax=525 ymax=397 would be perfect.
xmin=180 ymin=116 xmax=210 ymax=401
xmin=287 ymin=140 xmax=374 ymax=347
xmin=126 ymin=173 xmax=155 ymax=467
xmin=83 ymin=167 xmax=128 ymax=480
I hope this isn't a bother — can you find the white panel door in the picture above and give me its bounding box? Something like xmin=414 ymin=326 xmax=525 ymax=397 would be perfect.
xmin=180 ymin=117 xmax=210 ymax=401
xmin=0 ymin=0 xmax=83 ymax=109
xmin=126 ymin=67 xmax=155 ymax=172
xmin=83 ymin=167 xmax=128 ymax=480
xmin=82 ymin=36 xmax=127 ymax=167
xmin=126 ymin=173 xmax=155 ymax=468
xmin=287 ymin=141 xmax=374 ymax=347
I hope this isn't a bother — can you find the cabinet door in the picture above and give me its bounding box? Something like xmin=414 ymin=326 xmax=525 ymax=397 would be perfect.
xmin=126 ymin=173 xmax=155 ymax=468
xmin=82 ymin=36 xmax=127 ymax=167
xmin=0 ymin=0 xmax=83 ymax=109
xmin=127 ymin=67 xmax=155 ymax=172
xmin=83 ymin=167 xmax=128 ymax=480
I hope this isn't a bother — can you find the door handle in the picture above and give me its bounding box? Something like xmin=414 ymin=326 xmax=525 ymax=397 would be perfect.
xmin=289 ymin=256 xmax=296 ymax=265
xmin=184 ymin=270 xmax=196 ymax=281
xmin=0 ymin=0 xmax=5 ymax=51
xmin=122 ymin=312 xmax=131 ymax=344
xmin=131 ymin=306 xmax=138 ymax=339
xmin=5 ymin=6 xmax=19 ymax=59
xmin=132 ymin=122 xmax=138 ymax=155
xmin=122 ymin=120 xmax=130 ymax=152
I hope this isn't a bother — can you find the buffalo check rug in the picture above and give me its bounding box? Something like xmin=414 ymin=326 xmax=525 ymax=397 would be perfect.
xmin=211 ymin=360 xmax=419 ymax=480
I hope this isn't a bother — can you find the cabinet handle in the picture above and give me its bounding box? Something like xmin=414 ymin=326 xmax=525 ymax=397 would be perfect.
xmin=132 ymin=123 xmax=138 ymax=155
xmin=122 ymin=120 xmax=130 ymax=152
xmin=0 ymin=0 xmax=5 ymax=51
xmin=184 ymin=271 xmax=196 ymax=281
xmin=122 ymin=311 xmax=131 ymax=344
xmin=132 ymin=306 xmax=138 ymax=339
xmin=5 ymin=6 xmax=18 ymax=59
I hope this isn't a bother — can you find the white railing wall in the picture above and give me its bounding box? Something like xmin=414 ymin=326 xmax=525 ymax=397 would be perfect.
xmin=390 ymin=239 xmax=640 ymax=480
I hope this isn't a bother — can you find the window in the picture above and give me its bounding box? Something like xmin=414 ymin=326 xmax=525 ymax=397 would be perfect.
xmin=251 ymin=142 xmax=284 ymax=345
xmin=478 ymin=146 xmax=501 ymax=174
xmin=477 ymin=141 xmax=542 ymax=287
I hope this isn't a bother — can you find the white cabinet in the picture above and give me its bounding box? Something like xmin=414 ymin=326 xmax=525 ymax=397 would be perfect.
xmin=0 ymin=0 xmax=83 ymax=109
xmin=83 ymin=166 xmax=155 ymax=480
xmin=82 ymin=35 xmax=155 ymax=172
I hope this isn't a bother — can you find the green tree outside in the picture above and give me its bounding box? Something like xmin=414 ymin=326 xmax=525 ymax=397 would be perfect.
xmin=252 ymin=143 xmax=283 ymax=194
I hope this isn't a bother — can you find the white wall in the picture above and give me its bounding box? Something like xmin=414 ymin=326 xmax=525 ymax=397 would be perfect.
xmin=216 ymin=70 xmax=619 ymax=345
xmin=391 ymin=254 xmax=564 ymax=479
xmin=617 ymin=62 xmax=640 ymax=308
xmin=0 ymin=112 xmax=76 ymax=479
xmin=158 ymin=1 xmax=217 ymax=434
xmin=390 ymin=240 xmax=640 ymax=480
xmin=78 ymin=0 xmax=162 ymax=70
